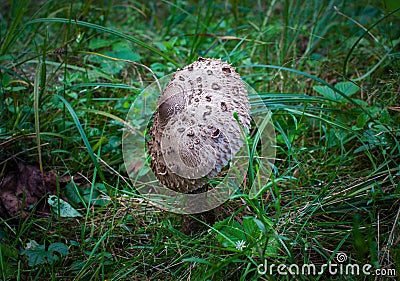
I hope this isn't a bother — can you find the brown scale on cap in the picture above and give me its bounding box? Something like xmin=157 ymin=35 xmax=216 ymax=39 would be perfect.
xmin=146 ymin=58 xmax=251 ymax=193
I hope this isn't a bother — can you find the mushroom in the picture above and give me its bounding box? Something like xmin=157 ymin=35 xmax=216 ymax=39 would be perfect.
xmin=146 ymin=58 xmax=251 ymax=193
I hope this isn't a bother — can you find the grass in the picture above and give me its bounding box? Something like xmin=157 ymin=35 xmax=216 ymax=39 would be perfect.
xmin=1 ymin=0 xmax=399 ymax=280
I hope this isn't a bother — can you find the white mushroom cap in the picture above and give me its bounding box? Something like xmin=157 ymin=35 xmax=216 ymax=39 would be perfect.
xmin=146 ymin=58 xmax=251 ymax=193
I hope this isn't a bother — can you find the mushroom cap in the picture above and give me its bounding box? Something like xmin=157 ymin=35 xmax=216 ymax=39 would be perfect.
xmin=146 ymin=58 xmax=251 ymax=193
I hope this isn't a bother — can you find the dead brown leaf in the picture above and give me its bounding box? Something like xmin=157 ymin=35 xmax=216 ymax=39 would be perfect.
xmin=0 ymin=161 xmax=58 ymax=220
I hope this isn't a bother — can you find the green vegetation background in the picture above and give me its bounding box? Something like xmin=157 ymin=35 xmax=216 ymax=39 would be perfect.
xmin=0 ymin=0 xmax=399 ymax=280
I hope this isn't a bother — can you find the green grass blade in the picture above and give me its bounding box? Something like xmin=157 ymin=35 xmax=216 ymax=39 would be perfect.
xmin=33 ymin=63 xmax=43 ymax=175
xmin=24 ymin=18 xmax=180 ymax=68
xmin=74 ymin=229 xmax=111 ymax=280
xmin=240 ymin=64 xmax=384 ymax=129
xmin=343 ymin=8 xmax=400 ymax=77
xmin=84 ymin=109 xmax=144 ymax=137
xmin=0 ymin=0 xmax=31 ymax=55
xmin=54 ymin=94 xmax=106 ymax=182
xmin=241 ymin=64 xmax=361 ymax=107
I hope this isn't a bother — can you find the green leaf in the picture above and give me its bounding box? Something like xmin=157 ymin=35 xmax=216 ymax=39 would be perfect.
xmin=111 ymin=41 xmax=141 ymax=61
xmin=65 ymin=182 xmax=108 ymax=207
xmin=84 ymin=183 xmax=109 ymax=206
xmin=265 ymin=236 xmax=280 ymax=256
xmin=22 ymin=243 xmax=48 ymax=267
xmin=383 ymin=0 xmax=400 ymax=17
xmin=0 ymin=243 xmax=18 ymax=260
xmin=6 ymin=86 xmax=26 ymax=92
xmin=379 ymin=109 xmax=390 ymax=124
xmin=242 ymin=216 xmax=261 ymax=241
xmin=313 ymin=82 xmax=359 ymax=102
xmin=65 ymin=182 xmax=83 ymax=206
xmin=335 ymin=82 xmax=360 ymax=97
xmin=356 ymin=113 xmax=369 ymax=128
xmin=2 ymin=73 xmax=11 ymax=87
xmin=214 ymin=219 xmax=245 ymax=247
xmin=21 ymin=241 xmax=69 ymax=267
xmin=89 ymin=38 xmax=114 ymax=50
xmin=48 ymin=195 xmax=82 ymax=218
xmin=48 ymin=242 xmax=69 ymax=257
